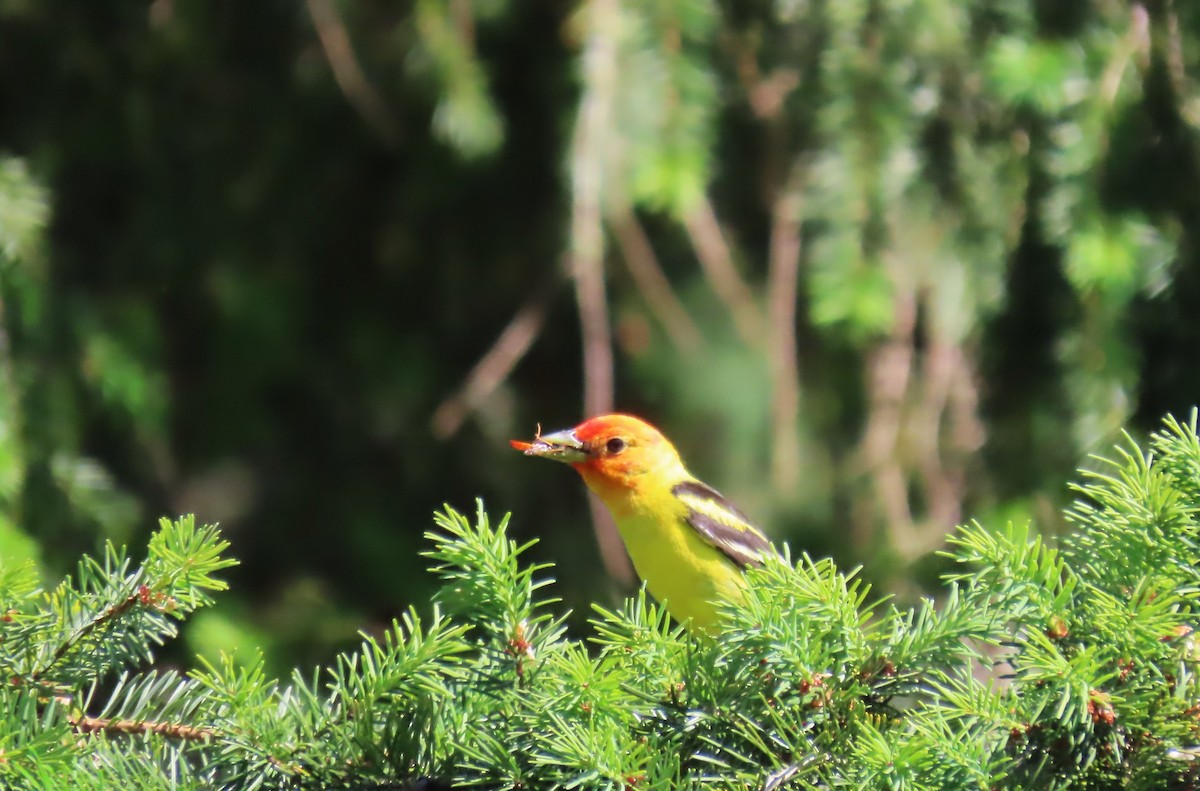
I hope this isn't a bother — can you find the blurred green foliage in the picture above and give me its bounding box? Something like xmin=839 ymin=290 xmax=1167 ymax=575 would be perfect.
xmin=0 ymin=0 xmax=1197 ymax=670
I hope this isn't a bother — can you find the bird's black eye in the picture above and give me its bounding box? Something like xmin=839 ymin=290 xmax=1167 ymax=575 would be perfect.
xmin=605 ymin=437 xmax=627 ymax=455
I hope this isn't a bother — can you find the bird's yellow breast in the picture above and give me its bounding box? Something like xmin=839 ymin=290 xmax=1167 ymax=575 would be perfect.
xmin=604 ymin=481 xmax=747 ymax=631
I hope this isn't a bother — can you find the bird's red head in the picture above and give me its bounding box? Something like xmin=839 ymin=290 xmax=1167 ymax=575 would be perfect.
xmin=511 ymin=414 xmax=686 ymax=502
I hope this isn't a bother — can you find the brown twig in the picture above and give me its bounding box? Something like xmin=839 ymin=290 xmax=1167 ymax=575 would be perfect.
xmin=306 ymin=0 xmax=401 ymax=146
xmin=766 ymin=164 xmax=806 ymax=494
xmin=570 ymin=0 xmax=634 ymax=586
xmin=610 ymin=208 xmax=703 ymax=353
xmin=431 ymin=287 xmax=555 ymax=439
xmin=683 ymin=198 xmax=763 ymax=347
xmin=32 ymin=587 xmax=149 ymax=682
xmin=71 ymin=714 xmax=215 ymax=741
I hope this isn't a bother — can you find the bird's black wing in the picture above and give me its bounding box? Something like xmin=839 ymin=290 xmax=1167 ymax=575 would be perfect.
xmin=671 ymin=480 xmax=772 ymax=568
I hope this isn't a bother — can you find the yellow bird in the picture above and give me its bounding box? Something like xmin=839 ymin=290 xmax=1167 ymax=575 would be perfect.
xmin=512 ymin=414 xmax=773 ymax=631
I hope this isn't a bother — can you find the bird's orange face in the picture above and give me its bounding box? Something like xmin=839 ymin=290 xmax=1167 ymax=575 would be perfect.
xmin=511 ymin=414 xmax=684 ymax=498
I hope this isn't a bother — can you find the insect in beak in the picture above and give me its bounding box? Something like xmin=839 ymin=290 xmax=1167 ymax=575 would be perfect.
xmin=509 ymin=423 xmax=590 ymax=463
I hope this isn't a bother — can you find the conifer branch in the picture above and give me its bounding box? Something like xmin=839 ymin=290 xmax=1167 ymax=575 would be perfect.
xmin=31 ymin=585 xmax=151 ymax=682
xmin=6 ymin=423 xmax=1200 ymax=786
xmin=70 ymin=714 xmax=215 ymax=741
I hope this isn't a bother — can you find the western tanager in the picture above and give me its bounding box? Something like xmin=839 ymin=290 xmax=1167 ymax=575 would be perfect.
xmin=511 ymin=414 xmax=773 ymax=631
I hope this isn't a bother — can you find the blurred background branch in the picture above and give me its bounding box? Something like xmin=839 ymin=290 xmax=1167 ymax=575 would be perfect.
xmin=610 ymin=208 xmax=702 ymax=354
xmin=431 ymin=284 xmax=555 ymax=440
xmin=683 ymin=199 xmax=764 ymax=348
xmin=306 ymin=0 xmax=401 ymax=146
xmin=570 ymin=0 xmax=631 ymax=586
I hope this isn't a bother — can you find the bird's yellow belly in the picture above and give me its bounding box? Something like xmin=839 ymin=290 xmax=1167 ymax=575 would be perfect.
xmin=614 ymin=511 xmax=746 ymax=631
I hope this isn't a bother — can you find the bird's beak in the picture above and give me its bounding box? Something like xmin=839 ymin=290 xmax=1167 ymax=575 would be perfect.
xmin=509 ymin=427 xmax=590 ymax=463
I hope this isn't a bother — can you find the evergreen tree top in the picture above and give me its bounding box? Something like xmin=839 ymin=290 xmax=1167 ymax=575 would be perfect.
xmin=3 ymin=414 xmax=1200 ymax=789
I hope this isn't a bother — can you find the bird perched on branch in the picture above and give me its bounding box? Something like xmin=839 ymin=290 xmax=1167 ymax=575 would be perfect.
xmin=511 ymin=414 xmax=773 ymax=631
